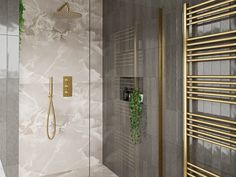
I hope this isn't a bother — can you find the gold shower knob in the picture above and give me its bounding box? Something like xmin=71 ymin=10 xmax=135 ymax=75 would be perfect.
xmin=63 ymin=76 xmax=72 ymax=97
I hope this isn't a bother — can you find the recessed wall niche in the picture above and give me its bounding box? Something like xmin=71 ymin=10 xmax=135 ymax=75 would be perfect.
xmin=120 ymin=77 xmax=143 ymax=102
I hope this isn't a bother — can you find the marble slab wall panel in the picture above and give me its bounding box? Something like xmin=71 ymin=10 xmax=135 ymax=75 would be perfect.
xmin=90 ymin=0 xmax=104 ymax=174
xmin=19 ymin=0 xmax=98 ymax=176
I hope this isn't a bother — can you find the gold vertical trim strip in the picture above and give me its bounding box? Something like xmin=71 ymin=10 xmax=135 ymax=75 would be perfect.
xmin=158 ymin=8 xmax=164 ymax=177
xmin=183 ymin=3 xmax=188 ymax=177
xmin=134 ymin=27 xmax=137 ymax=88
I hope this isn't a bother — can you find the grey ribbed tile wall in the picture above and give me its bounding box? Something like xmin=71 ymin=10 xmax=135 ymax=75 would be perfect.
xmin=103 ymin=0 xmax=184 ymax=177
xmin=104 ymin=0 xmax=236 ymax=177
xmin=0 ymin=0 xmax=19 ymax=176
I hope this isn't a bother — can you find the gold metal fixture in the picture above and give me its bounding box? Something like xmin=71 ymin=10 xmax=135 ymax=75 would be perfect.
xmin=183 ymin=4 xmax=187 ymax=177
xmin=184 ymin=0 xmax=236 ymax=176
xmin=158 ymin=8 xmax=164 ymax=177
xmin=63 ymin=76 xmax=72 ymax=97
xmin=54 ymin=2 xmax=82 ymax=19
xmin=47 ymin=77 xmax=57 ymax=140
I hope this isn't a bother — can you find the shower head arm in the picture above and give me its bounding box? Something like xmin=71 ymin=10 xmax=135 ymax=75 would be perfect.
xmin=57 ymin=2 xmax=70 ymax=13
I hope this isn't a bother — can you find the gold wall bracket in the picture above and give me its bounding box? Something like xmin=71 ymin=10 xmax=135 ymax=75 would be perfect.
xmin=63 ymin=76 xmax=72 ymax=97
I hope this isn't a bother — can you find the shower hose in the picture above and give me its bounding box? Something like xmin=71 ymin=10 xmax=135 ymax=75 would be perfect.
xmin=46 ymin=77 xmax=57 ymax=140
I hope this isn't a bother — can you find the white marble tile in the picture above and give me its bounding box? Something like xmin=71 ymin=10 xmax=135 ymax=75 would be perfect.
xmin=19 ymin=0 xmax=108 ymax=176
xmin=90 ymin=165 xmax=118 ymax=177
xmin=0 ymin=159 xmax=6 ymax=177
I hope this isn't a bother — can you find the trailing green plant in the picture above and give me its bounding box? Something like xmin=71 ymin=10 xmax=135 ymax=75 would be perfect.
xmin=129 ymin=89 xmax=142 ymax=144
xmin=19 ymin=0 xmax=25 ymax=40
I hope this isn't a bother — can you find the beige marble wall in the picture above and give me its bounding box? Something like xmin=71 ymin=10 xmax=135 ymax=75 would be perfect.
xmin=19 ymin=0 xmax=103 ymax=176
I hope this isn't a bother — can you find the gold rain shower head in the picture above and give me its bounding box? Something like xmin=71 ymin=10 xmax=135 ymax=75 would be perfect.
xmin=54 ymin=2 xmax=82 ymax=19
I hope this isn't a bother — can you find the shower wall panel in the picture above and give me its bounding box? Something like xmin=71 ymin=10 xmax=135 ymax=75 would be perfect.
xmin=0 ymin=0 xmax=19 ymax=176
xmin=19 ymin=0 xmax=103 ymax=177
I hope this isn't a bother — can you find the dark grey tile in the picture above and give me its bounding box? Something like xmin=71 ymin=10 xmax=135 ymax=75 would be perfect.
xmin=6 ymin=164 xmax=18 ymax=177
xmin=7 ymin=0 xmax=19 ymax=36
xmin=6 ymin=79 xmax=19 ymax=167
xmin=0 ymin=122 xmax=6 ymax=169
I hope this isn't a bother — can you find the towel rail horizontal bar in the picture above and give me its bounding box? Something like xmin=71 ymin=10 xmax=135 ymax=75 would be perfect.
xmin=187 ymin=112 xmax=236 ymax=125
xmin=187 ymin=86 xmax=236 ymax=92
xmin=187 ymin=118 xmax=236 ymax=131
xmin=187 ymin=163 xmax=221 ymax=177
xmin=187 ymin=128 xmax=236 ymax=144
xmin=187 ymin=50 xmax=236 ymax=57
xmin=188 ymin=4 xmax=236 ymax=21
xmin=187 ymin=173 xmax=196 ymax=177
xmin=187 ymin=0 xmax=235 ymax=15
xmin=114 ymin=28 xmax=134 ymax=35
xmin=187 ymin=43 xmax=236 ymax=52
xmin=187 ymin=56 xmax=236 ymax=62
xmin=187 ymin=91 xmax=236 ymax=98
xmin=187 ymin=134 xmax=236 ymax=151
xmin=188 ymin=75 xmax=236 ymax=79
xmin=188 ymin=29 xmax=236 ymax=41
xmin=187 ymin=96 xmax=236 ymax=105
xmin=187 ymin=123 xmax=236 ymax=138
xmin=187 ymin=80 xmax=236 ymax=85
xmin=187 ymin=36 xmax=236 ymax=46
xmin=187 ymin=10 xmax=236 ymax=26
xmin=187 ymin=168 xmax=207 ymax=177
xmin=187 ymin=0 xmax=217 ymax=10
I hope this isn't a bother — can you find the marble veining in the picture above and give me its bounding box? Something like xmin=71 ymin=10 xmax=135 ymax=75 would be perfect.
xmin=0 ymin=160 xmax=6 ymax=177
xmin=19 ymin=0 xmax=107 ymax=176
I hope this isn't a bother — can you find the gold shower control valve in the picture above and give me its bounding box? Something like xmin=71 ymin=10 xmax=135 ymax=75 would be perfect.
xmin=63 ymin=76 xmax=72 ymax=97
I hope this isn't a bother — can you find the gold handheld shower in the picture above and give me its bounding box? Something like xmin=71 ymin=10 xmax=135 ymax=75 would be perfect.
xmin=46 ymin=77 xmax=57 ymax=140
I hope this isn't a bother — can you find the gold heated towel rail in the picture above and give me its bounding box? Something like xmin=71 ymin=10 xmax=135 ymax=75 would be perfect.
xmin=183 ymin=1 xmax=236 ymax=176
